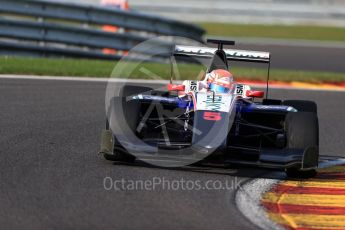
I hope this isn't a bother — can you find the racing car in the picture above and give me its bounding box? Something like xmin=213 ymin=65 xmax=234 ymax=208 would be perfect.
xmin=100 ymin=39 xmax=319 ymax=178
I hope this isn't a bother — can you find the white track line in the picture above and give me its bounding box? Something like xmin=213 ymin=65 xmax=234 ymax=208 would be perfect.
xmin=1 ymin=75 xmax=344 ymax=92
xmin=236 ymin=174 xmax=284 ymax=230
xmin=2 ymin=73 xmax=343 ymax=228
xmin=235 ymin=158 xmax=345 ymax=230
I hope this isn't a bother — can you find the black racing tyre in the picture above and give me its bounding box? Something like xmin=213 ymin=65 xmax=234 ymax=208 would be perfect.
xmin=283 ymin=100 xmax=317 ymax=113
xmin=104 ymin=147 xmax=136 ymax=163
xmin=120 ymin=85 xmax=153 ymax=132
xmin=103 ymin=152 xmax=119 ymax=161
xmin=285 ymin=112 xmax=319 ymax=149
xmin=103 ymin=148 xmax=136 ymax=163
xmin=262 ymin=99 xmax=282 ymax=105
xmin=285 ymin=167 xmax=317 ymax=179
xmin=106 ymin=85 xmax=153 ymax=136
xmin=105 ymin=85 xmax=153 ymax=163
xmin=103 ymin=119 xmax=136 ymax=163
xmin=284 ymin=112 xmax=319 ymax=178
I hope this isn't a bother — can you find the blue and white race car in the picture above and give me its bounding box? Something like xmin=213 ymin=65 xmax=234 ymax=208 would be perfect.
xmin=100 ymin=39 xmax=319 ymax=178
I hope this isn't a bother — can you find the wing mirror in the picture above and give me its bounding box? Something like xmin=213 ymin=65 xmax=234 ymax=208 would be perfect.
xmin=167 ymin=84 xmax=185 ymax=92
xmin=246 ymin=90 xmax=265 ymax=98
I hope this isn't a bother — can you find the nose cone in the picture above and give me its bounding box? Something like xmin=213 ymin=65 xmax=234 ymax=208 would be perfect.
xmin=191 ymin=111 xmax=231 ymax=157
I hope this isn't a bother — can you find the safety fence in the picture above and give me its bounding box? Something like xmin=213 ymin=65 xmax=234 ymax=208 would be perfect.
xmin=0 ymin=0 xmax=205 ymax=60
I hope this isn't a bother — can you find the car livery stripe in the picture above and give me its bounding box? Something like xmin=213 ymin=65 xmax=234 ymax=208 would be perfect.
xmin=261 ymin=164 xmax=345 ymax=229
xmin=187 ymin=92 xmax=197 ymax=111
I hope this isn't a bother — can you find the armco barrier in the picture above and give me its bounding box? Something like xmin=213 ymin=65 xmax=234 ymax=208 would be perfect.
xmin=127 ymin=0 xmax=345 ymax=27
xmin=0 ymin=0 xmax=205 ymax=60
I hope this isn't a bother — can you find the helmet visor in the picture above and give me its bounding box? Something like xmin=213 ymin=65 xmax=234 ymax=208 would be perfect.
xmin=209 ymin=83 xmax=230 ymax=93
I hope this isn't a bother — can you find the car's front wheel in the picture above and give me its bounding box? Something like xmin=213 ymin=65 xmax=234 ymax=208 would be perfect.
xmin=102 ymin=85 xmax=154 ymax=163
xmin=284 ymin=112 xmax=319 ymax=178
xmin=102 ymin=119 xmax=136 ymax=163
xmin=283 ymin=100 xmax=317 ymax=113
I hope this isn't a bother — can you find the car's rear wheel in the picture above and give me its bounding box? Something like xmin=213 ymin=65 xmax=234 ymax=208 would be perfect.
xmin=262 ymin=99 xmax=282 ymax=105
xmin=283 ymin=100 xmax=317 ymax=113
xmin=285 ymin=167 xmax=317 ymax=178
xmin=284 ymin=112 xmax=319 ymax=178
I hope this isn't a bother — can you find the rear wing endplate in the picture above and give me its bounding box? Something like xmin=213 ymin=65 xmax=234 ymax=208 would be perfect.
xmin=174 ymin=45 xmax=270 ymax=63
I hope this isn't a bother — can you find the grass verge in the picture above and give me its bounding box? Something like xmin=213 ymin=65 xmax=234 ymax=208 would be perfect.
xmin=198 ymin=23 xmax=345 ymax=42
xmin=1 ymin=57 xmax=345 ymax=83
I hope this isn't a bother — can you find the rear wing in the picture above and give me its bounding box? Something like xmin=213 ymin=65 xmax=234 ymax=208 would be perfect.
xmin=174 ymin=45 xmax=270 ymax=63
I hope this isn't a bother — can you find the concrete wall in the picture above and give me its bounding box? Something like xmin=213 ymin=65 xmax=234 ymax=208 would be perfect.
xmin=57 ymin=0 xmax=345 ymax=27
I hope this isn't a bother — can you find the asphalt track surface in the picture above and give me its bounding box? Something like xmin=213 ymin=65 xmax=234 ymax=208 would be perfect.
xmin=205 ymin=41 xmax=345 ymax=72
xmin=1 ymin=78 xmax=344 ymax=230
xmin=222 ymin=43 xmax=345 ymax=73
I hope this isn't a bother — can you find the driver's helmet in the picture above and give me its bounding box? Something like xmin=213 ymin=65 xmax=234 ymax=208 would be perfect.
xmin=206 ymin=69 xmax=234 ymax=93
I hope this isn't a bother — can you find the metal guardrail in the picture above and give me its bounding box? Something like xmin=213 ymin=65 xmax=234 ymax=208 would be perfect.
xmin=128 ymin=0 xmax=345 ymax=27
xmin=0 ymin=0 xmax=205 ymax=60
xmin=0 ymin=19 xmax=171 ymax=53
xmin=0 ymin=41 xmax=123 ymax=59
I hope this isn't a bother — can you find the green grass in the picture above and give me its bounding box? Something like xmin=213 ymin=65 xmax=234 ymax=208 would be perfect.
xmin=198 ymin=23 xmax=345 ymax=42
xmin=231 ymin=67 xmax=345 ymax=83
xmin=0 ymin=57 xmax=114 ymax=77
xmin=1 ymin=57 xmax=345 ymax=83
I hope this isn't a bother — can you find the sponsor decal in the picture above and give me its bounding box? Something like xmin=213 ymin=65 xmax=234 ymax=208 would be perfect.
xmin=175 ymin=46 xmax=270 ymax=61
xmin=236 ymin=85 xmax=244 ymax=95
xmin=205 ymin=95 xmax=223 ymax=111
xmin=203 ymin=112 xmax=222 ymax=121
xmin=189 ymin=81 xmax=198 ymax=92
xmin=196 ymin=93 xmax=233 ymax=112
